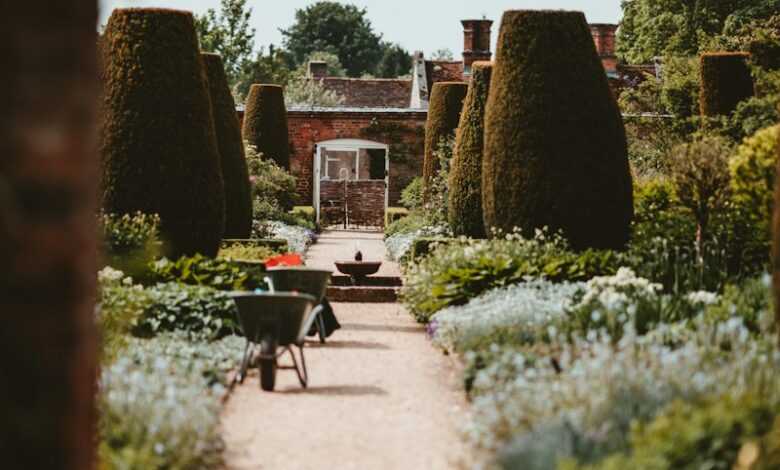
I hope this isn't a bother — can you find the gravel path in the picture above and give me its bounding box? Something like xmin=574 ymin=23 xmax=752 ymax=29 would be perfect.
xmin=220 ymin=231 xmax=467 ymax=470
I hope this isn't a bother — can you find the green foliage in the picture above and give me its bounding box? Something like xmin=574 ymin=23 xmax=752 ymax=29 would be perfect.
xmin=242 ymin=84 xmax=290 ymax=169
xmin=202 ymin=52 xmax=253 ymax=238
xmin=97 ymin=267 xmax=150 ymax=362
xmin=134 ymin=283 xmax=238 ymax=340
xmin=245 ymin=143 xmax=298 ymax=220
xmin=100 ymin=212 xmax=161 ymax=254
xmin=284 ymin=71 xmax=345 ymax=107
xmin=449 ymin=62 xmax=492 ymax=238
xmin=705 ymin=276 xmax=773 ymax=334
xmin=400 ymin=176 xmax=423 ymax=210
xmin=422 ymin=82 xmax=467 ymax=199
xmin=385 ymin=207 xmax=410 ymax=227
xmin=401 ymin=232 xmax=621 ymax=323
xmin=100 ymin=8 xmax=226 ymax=258
xmin=150 ymin=254 xmax=266 ymax=291
xmin=730 ymin=124 xmax=780 ymax=233
xmin=425 ymin=137 xmax=456 ymax=226
xmin=375 ymin=43 xmax=412 ymax=78
xmin=700 ymin=52 xmax=755 ymax=117
xmin=235 ymin=45 xmax=294 ymax=101
xmin=195 ymin=0 xmax=256 ymax=87
xmin=568 ymin=392 xmax=780 ymax=470
xmin=617 ymin=0 xmax=780 ymax=64
xmin=483 ymin=10 xmax=633 ymax=251
xmin=385 ymin=211 xmax=427 ymax=238
xmin=218 ymin=243 xmax=277 ymax=262
xmin=280 ymin=1 xmax=384 ymax=77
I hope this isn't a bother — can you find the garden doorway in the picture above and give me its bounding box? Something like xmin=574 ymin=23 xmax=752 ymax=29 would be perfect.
xmin=314 ymin=139 xmax=389 ymax=229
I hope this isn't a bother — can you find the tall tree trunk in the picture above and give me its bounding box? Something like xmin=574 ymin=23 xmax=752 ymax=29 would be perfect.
xmin=0 ymin=3 xmax=99 ymax=469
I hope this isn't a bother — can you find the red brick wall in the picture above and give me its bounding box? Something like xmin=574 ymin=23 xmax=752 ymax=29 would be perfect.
xmin=286 ymin=110 xmax=427 ymax=207
xmin=1 ymin=3 xmax=99 ymax=469
xmin=320 ymin=180 xmax=386 ymax=226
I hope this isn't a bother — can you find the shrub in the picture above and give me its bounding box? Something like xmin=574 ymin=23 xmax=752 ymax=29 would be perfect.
xmin=566 ymin=392 xmax=780 ymax=470
xmin=98 ymin=335 xmax=241 ymax=468
xmin=97 ymin=267 xmax=151 ymax=362
xmin=730 ymin=125 xmax=780 ymax=234
xmin=700 ymin=52 xmax=755 ymax=117
xmin=400 ymin=232 xmax=621 ymax=323
xmin=150 ymin=254 xmax=267 ymax=291
xmin=100 ymin=212 xmax=162 ymax=278
xmin=218 ymin=243 xmax=278 ymax=262
xmin=422 ymin=82 xmax=468 ymax=199
xmin=774 ymin=118 xmax=780 ymax=331
xmin=400 ymin=176 xmax=423 ymax=210
xmin=449 ymin=62 xmax=492 ymax=238
xmin=482 ymin=10 xmax=633 ymax=251
xmin=202 ymin=52 xmax=252 ymax=238
xmin=246 ymin=142 xmax=297 ymax=218
xmin=100 ymin=8 xmax=225 ymax=257
xmin=242 ymin=84 xmax=290 ymax=170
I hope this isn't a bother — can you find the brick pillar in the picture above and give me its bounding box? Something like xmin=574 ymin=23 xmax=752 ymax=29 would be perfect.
xmin=0 ymin=3 xmax=99 ymax=469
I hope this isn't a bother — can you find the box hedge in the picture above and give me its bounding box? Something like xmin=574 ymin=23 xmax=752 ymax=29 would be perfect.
xmin=700 ymin=52 xmax=755 ymax=117
xmin=202 ymin=52 xmax=252 ymax=239
xmin=100 ymin=8 xmax=225 ymax=257
xmin=482 ymin=10 xmax=633 ymax=251
xmin=242 ymin=84 xmax=290 ymax=170
xmin=448 ymin=62 xmax=493 ymax=238
xmin=423 ymin=82 xmax=468 ymax=200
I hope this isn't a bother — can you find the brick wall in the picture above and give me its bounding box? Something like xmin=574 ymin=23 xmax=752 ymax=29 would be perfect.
xmin=320 ymin=180 xmax=386 ymax=227
xmin=0 ymin=3 xmax=99 ymax=469
xmin=286 ymin=109 xmax=427 ymax=207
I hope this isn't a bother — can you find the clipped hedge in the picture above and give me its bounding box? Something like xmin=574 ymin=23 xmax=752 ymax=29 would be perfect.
xmin=100 ymin=8 xmax=225 ymax=257
xmin=730 ymin=124 xmax=780 ymax=228
xmin=202 ymin=52 xmax=252 ymax=239
xmin=242 ymin=84 xmax=290 ymax=170
xmin=423 ymin=82 xmax=468 ymax=199
xmin=482 ymin=10 xmax=633 ymax=251
xmin=700 ymin=52 xmax=754 ymax=117
xmin=448 ymin=61 xmax=493 ymax=238
xmin=774 ymin=117 xmax=780 ymax=331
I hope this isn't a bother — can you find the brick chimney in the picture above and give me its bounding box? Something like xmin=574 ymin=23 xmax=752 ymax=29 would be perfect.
xmin=308 ymin=60 xmax=328 ymax=79
xmin=589 ymin=24 xmax=618 ymax=73
xmin=462 ymin=19 xmax=493 ymax=76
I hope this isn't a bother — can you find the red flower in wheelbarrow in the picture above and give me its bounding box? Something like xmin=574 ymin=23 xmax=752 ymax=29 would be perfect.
xmin=265 ymin=253 xmax=303 ymax=267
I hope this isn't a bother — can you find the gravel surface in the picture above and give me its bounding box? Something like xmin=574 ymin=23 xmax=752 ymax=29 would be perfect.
xmin=220 ymin=231 xmax=467 ymax=470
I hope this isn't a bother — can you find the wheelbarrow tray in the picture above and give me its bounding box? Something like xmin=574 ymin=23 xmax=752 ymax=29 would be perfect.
xmin=265 ymin=267 xmax=332 ymax=303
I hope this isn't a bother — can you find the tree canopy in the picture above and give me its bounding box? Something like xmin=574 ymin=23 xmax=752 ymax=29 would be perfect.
xmin=280 ymin=1 xmax=384 ymax=77
xmin=617 ymin=0 xmax=780 ymax=64
xmin=195 ymin=0 xmax=255 ymax=86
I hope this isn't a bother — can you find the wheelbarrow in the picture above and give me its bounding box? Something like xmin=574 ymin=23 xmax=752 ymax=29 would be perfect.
xmin=264 ymin=267 xmax=332 ymax=343
xmin=230 ymin=292 xmax=317 ymax=391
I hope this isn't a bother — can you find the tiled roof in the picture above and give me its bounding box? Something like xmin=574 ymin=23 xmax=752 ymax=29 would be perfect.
xmin=425 ymin=60 xmax=464 ymax=92
xmin=312 ymin=77 xmax=413 ymax=108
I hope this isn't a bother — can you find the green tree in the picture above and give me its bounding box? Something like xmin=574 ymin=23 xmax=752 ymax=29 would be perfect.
xmin=280 ymin=1 xmax=383 ymax=77
xmin=431 ymin=48 xmax=455 ymax=61
xmin=195 ymin=0 xmax=255 ymax=86
xmin=235 ymin=45 xmax=294 ymax=101
xmin=617 ymin=0 xmax=779 ymax=64
xmin=376 ymin=43 xmax=413 ymax=78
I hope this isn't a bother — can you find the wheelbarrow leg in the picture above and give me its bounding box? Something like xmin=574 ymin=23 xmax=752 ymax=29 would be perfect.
xmin=316 ymin=310 xmax=327 ymax=344
xmin=236 ymin=340 xmax=253 ymax=385
xmin=259 ymin=334 xmax=278 ymax=391
xmin=288 ymin=345 xmax=308 ymax=388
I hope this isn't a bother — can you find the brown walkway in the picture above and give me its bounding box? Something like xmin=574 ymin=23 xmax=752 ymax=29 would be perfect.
xmin=220 ymin=230 xmax=466 ymax=470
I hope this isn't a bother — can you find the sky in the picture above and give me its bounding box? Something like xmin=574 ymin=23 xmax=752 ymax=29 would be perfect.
xmin=99 ymin=0 xmax=624 ymax=57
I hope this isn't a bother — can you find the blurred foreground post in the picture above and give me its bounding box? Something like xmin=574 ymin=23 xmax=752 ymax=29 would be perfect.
xmin=0 ymin=3 xmax=99 ymax=468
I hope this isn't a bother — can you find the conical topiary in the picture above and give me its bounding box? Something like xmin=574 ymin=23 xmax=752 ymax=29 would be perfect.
xmin=448 ymin=62 xmax=493 ymax=238
xmin=423 ymin=82 xmax=468 ymax=200
xmin=242 ymin=84 xmax=290 ymax=170
xmin=482 ymin=10 xmax=633 ymax=250
xmin=773 ymin=115 xmax=780 ymax=333
xmin=202 ymin=52 xmax=252 ymax=239
xmin=700 ymin=52 xmax=754 ymax=117
xmin=100 ymin=8 xmax=225 ymax=257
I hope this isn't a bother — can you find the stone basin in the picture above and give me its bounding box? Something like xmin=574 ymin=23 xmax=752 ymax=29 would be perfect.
xmin=334 ymin=260 xmax=382 ymax=280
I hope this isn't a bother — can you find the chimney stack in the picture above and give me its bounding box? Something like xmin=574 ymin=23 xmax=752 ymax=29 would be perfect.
xmin=308 ymin=60 xmax=328 ymax=80
xmin=462 ymin=19 xmax=493 ymax=76
xmin=589 ymin=24 xmax=618 ymax=73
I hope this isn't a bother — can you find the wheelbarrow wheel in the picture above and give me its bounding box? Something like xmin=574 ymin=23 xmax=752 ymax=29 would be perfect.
xmin=259 ymin=335 xmax=278 ymax=391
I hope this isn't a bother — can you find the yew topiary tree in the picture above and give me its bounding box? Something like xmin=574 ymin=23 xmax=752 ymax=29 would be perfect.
xmin=100 ymin=8 xmax=225 ymax=257
xmin=448 ymin=62 xmax=493 ymax=238
xmin=700 ymin=52 xmax=755 ymax=117
xmin=482 ymin=10 xmax=633 ymax=250
xmin=774 ymin=116 xmax=780 ymax=333
xmin=422 ymin=81 xmax=468 ymax=200
xmin=242 ymin=84 xmax=291 ymax=170
xmin=202 ymin=52 xmax=252 ymax=238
